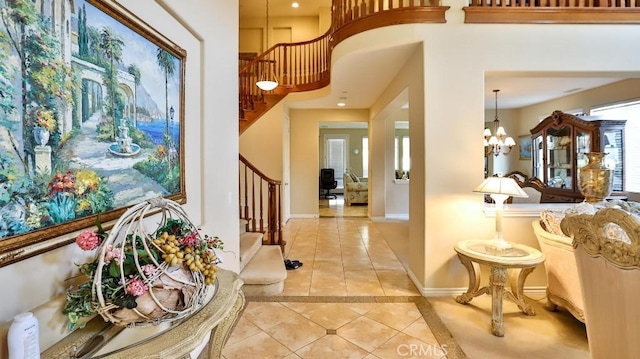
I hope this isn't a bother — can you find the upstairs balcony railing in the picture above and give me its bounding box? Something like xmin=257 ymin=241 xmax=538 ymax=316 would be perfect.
xmin=238 ymin=0 xmax=449 ymax=129
xmin=464 ymin=0 xmax=640 ymax=23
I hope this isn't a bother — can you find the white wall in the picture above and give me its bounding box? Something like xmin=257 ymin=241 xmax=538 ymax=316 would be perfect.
xmin=0 ymin=0 xmax=239 ymax=353
xmin=284 ymin=10 xmax=640 ymax=292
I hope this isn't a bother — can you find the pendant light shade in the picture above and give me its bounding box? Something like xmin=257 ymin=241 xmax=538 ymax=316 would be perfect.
xmin=256 ymin=0 xmax=278 ymax=91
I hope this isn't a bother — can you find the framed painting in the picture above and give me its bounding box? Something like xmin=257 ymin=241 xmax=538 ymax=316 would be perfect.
xmin=519 ymin=135 xmax=532 ymax=160
xmin=0 ymin=0 xmax=186 ymax=266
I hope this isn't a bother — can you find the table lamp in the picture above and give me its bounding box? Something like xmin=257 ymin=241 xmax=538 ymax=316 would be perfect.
xmin=474 ymin=174 xmax=529 ymax=251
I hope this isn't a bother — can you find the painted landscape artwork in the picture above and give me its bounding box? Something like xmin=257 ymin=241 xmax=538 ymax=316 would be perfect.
xmin=0 ymin=0 xmax=185 ymax=264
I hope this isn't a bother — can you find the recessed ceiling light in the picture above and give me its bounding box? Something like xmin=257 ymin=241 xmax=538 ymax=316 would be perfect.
xmin=337 ymin=97 xmax=346 ymax=107
xmin=291 ymin=2 xmax=299 ymax=8
xmin=337 ymin=102 xmax=346 ymax=107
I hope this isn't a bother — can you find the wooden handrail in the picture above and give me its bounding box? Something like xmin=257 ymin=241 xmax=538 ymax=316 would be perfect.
xmin=239 ymin=155 xmax=283 ymax=252
xmin=238 ymin=0 xmax=448 ymax=132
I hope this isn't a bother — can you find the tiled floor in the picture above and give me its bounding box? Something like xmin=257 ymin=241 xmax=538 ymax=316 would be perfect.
xmin=222 ymin=197 xmax=447 ymax=358
xmin=222 ymin=196 xmax=589 ymax=359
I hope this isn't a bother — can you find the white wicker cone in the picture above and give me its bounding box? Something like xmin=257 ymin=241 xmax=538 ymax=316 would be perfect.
xmin=93 ymin=198 xmax=220 ymax=327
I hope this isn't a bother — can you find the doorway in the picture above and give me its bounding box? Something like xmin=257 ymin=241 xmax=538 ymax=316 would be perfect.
xmin=319 ymin=122 xmax=369 ymax=217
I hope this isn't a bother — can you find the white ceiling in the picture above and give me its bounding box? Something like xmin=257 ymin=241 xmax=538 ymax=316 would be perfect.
xmin=239 ymin=1 xmax=635 ymax=111
xmin=239 ymin=0 xmax=331 ymax=19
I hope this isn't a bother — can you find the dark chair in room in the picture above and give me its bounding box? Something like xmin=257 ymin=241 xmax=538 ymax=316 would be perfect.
xmin=319 ymin=168 xmax=337 ymax=199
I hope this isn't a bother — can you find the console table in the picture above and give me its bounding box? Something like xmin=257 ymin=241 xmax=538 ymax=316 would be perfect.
xmin=454 ymin=240 xmax=544 ymax=337
xmin=42 ymin=269 xmax=245 ymax=358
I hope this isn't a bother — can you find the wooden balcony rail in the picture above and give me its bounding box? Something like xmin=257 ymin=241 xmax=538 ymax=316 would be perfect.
xmin=239 ymin=0 xmax=448 ymax=132
xmin=239 ymin=154 xmax=284 ymax=252
xmin=465 ymin=0 xmax=640 ymax=23
xmin=467 ymin=0 xmax=639 ymax=7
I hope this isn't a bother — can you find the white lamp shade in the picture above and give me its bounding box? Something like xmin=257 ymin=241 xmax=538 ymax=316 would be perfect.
xmin=256 ymin=80 xmax=278 ymax=91
xmin=488 ymin=136 xmax=498 ymax=145
xmin=483 ymin=128 xmax=492 ymax=137
xmin=496 ymin=126 xmax=506 ymax=137
xmin=473 ymin=176 xmax=529 ymax=198
xmin=504 ymin=137 xmax=516 ymax=147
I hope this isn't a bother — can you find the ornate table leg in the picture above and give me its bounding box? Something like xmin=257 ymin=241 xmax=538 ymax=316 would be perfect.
xmin=490 ymin=266 xmax=507 ymax=337
xmin=506 ymin=266 xmax=537 ymax=316
xmin=455 ymin=254 xmax=488 ymax=304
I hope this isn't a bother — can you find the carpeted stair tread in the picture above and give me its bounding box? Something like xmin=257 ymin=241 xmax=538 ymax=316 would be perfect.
xmin=240 ymin=245 xmax=287 ymax=285
xmin=240 ymin=232 xmax=263 ymax=271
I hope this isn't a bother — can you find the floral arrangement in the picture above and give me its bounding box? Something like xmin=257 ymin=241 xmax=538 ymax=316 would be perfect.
xmin=34 ymin=109 xmax=56 ymax=131
xmin=63 ymin=211 xmax=223 ymax=330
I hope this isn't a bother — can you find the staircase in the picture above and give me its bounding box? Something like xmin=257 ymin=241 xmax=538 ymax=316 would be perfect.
xmin=237 ymin=155 xmax=287 ymax=295
xmin=238 ymin=219 xmax=287 ymax=296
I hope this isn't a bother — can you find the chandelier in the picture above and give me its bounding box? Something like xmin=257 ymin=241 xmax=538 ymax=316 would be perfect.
xmin=484 ymin=89 xmax=515 ymax=156
xmin=256 ymin=0 xmax=278 ymax=91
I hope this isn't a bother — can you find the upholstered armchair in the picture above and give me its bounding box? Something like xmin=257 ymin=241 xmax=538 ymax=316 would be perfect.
xmin=343 ymin=172 xmax=368 ymax=205
xmin=561 ymin=208 xmax=640 ymax=359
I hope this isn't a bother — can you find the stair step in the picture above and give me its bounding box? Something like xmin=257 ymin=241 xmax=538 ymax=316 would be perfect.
xmin=240 ymin=245 xmax=287 ymax=296
xmin=239 ymin=231 xmax=263 ymax=272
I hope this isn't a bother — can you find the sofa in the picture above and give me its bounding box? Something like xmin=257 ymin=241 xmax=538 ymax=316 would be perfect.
xmin=532 ymin=216 xmax=585 ymax=322
xmin=343 ymin=172 xmax=368 ymax=205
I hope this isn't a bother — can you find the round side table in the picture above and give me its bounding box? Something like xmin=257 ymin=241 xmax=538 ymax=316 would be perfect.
xmin=454 ymin=239 xmax=545 ymax=337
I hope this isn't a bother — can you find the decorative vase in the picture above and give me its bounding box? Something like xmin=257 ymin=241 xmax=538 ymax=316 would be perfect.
xmin=578 ymin=152 xmax=613 ymax=203
xmin=33 ymin=126 xmax=50 ymax=146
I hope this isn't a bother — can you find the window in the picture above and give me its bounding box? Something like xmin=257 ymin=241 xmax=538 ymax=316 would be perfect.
xmin=402 ymin=136 xmax=410 ymax=173
xmin=324 ymin=135 xmax=348 ymax=188
xmin=395 ymin=135 xmax=410 ymax=174
xmin=362 ymin=136 xmax=369 ymax=178
xmin=591 ymin=101 xmax=640 ymax=192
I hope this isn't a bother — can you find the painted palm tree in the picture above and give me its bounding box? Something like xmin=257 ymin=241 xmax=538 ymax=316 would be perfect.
xmin=99 ymin=27 xmax=124 ymax=139
xmin=127 ymin=64 xmax=141 ymax=127
xmin=156 ymin=48 xmax=175 ymax=137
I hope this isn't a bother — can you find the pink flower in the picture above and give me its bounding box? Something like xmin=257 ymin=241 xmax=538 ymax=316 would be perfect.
xmin=104 ymin=245 xmax=123 ymax=265
xmin=141 ymin=264 xmax=157 ymax=277
xmin=76 ymin=231 xmax=101 ymax=251
xmin=179 ymin=231 xmax=200 ymax=248
xmin=126 ymin=278 xmax=147 ymax=297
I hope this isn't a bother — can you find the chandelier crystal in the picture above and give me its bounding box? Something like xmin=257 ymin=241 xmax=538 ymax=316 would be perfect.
xmin=484 ymin=89 xmax=515 ymax=156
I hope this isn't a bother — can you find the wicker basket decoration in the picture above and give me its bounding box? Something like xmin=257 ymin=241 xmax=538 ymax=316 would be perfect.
xmin=63 ymin=198 xmax=223 ymax=329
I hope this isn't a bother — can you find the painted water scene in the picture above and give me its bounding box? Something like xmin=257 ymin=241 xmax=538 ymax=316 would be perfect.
xmin=0 ymin=0 xmax=184 ymax=260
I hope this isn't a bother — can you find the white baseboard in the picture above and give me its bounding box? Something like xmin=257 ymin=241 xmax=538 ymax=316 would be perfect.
xmin=407 ymin=270 xmax=547 ymax=299
xmin=385 ymin=214 xmax=409 ymax=220
xmin=289 ymin=214 xmax=319 ymax=219
xmin=418 ymin=286 xmax=547 ymax=298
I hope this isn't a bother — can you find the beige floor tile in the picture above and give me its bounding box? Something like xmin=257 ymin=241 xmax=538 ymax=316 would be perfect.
xmin=309 ymin=280 xmax=347 ymax=296
xmin=264 ymin=313 xmax=328 ymax=351
xmin=302 ymin=303 xmax=361 ymax=329
xmin=295 ymin=334 xmax=369 ymax=359
xmin=381 ymin=281 xmax=421 ymax=296
xmin=279 ymin=280 xmax=311 ymax=296
xmin=224 ymin=316 xmax=263 ymax=346
xmin=337 ymin=316 xmax=399 ymax=352
xmin=365 ymin=303 xmax=423 ymax=331
xmin=222 ymin=331 xmax=293 ymax=359
xmin=345 ymin=281 xmax=385 ymax=296
xmin=242 ymin=302 xmax=300 ymax=331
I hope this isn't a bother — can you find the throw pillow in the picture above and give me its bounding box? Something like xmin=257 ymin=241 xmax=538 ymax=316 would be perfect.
xmin=350 ymin=172 xmax=360 ymax=182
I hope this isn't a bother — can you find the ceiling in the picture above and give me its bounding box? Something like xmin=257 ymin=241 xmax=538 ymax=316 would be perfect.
xmin=239 ymin=1 xmax=633 ymax=111
xmin=239 ymin=0 xmax=331 ymax=19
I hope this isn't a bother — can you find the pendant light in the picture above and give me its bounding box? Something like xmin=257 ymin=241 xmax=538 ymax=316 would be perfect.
xmin=256 ymin=0 xmax=278 ymax=91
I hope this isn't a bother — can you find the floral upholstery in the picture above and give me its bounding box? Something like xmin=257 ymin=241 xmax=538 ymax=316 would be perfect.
xmin=343 ymin=173 xmax=368 ymax=205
